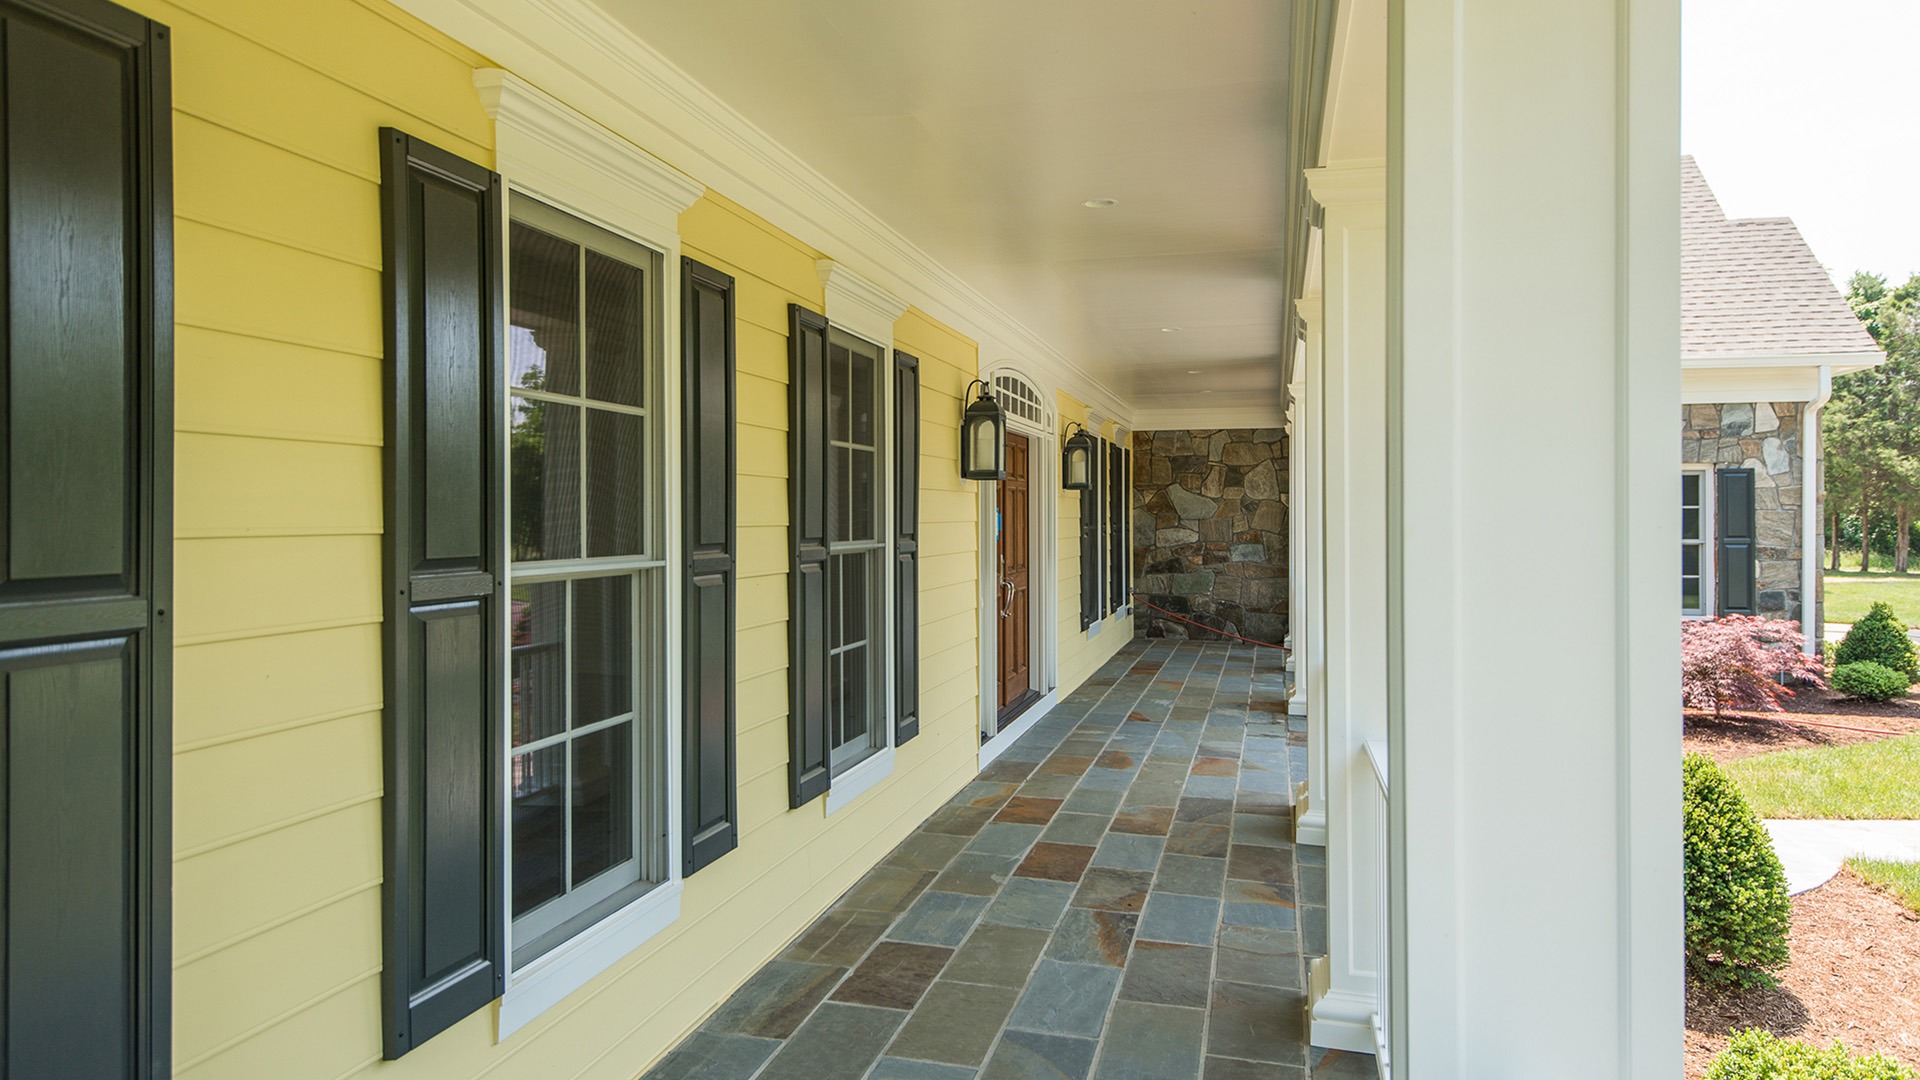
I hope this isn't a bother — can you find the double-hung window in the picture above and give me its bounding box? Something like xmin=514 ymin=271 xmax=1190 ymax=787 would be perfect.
xmin=1681 ymin=468 xmax=1712 ymax=616
xmin=827 ymin=330 xmax=888 ymax=774
xmin=505 ymin=197 xmax=667 ymax=965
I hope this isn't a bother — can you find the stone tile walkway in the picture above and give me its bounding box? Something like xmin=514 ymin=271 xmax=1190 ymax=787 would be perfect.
xmin=644 ymin=640 xmax=1377 ymax=1080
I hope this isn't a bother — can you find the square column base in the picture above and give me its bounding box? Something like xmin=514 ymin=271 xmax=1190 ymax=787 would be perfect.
xmin=1308 ymin=955 xmax=1380 ymax=1055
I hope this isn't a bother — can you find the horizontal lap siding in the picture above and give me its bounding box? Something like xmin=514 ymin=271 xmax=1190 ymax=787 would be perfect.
xmin=141 ymin=0 xmax=495 ymax=1077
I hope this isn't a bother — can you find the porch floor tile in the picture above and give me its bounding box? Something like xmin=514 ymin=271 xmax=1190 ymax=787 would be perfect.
xmin=643 ymin=641 xmax=1373 ymax=1080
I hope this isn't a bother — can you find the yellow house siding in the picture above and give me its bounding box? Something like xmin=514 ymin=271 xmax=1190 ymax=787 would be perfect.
xmin=129 ymin=0 xmax=494 ymax=1076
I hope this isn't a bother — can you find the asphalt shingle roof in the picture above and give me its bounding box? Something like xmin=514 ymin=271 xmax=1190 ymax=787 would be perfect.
xmin=1681 ymin=156 xmax=1882 ymax=360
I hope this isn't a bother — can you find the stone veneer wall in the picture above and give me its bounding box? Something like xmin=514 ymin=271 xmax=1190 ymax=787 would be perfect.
xmin=1131 ymin=429 xmax=1288 ymax=643
xmin=1682 ymin=401 xmax=1809 ymax=622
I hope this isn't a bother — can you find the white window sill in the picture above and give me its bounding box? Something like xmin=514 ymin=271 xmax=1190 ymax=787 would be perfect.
xmin=497 ymin=878 xmax=682 ymax=1041
xmin=1088 ymin=619 xmax=1104 ymax=638
xmin=826 ymin=746 xmax=896 ymax=815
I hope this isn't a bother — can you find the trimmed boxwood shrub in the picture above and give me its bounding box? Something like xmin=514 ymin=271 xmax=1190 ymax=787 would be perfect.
xmin=1836 ymin=602 xmax=1918 ymax=684
xmin=1704 ymin=1029 xmax=1913 ymax=1079
xmin=1832 ymin=661 xmax=1910 ymax=702
xmin=1685 ymin=754 xmax=1792 ymax=987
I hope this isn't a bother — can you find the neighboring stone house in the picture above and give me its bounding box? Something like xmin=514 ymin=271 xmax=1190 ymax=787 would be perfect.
xmin=1130 ymin=428 xmax=1289 ymax=644
xmin=1680 ymin=157 xmax=1883 ymax=645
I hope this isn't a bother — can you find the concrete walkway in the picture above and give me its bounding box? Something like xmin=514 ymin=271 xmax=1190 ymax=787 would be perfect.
xmin=1763 ymin=819 xmax=1920 ymax=894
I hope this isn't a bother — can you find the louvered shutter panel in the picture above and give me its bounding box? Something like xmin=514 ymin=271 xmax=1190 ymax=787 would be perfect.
xmin=1080 ymin=440 xmax=1100 ymax=630
xmin=1717 ymin=467 xmax=1757 ymax=615
xmin=379 ymin=129 xmax=505 ymax=1059
xmin=1109 ymin=441 xmax=1127 ymax=611
xmin=894 ymin=352 xmax=921 ymax=744
xmin=1122 ymin=448 xmax=1133 ymax=604
xmin=0 ymin=5 xmax=172 ymax=1075
xmin=682 ymin=258 xmax=738 ymax=873
xmin=788 ymin=305 xmax=833 ymax=806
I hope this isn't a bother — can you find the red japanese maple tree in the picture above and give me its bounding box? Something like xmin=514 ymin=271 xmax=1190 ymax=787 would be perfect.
xmin=1681 ymin=615 xmax=1827 ymax=716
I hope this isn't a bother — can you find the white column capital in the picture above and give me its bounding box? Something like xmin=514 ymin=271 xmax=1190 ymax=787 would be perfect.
xmin=1304 ymin=159 xmax=1386 ymax=207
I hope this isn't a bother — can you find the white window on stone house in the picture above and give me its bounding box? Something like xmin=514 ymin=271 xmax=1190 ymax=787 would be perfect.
xmin=1681 ymin=466 xmax=1714 ymax=617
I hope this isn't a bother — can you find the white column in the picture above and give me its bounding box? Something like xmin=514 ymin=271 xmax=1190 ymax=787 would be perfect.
xmin=1392 ymin=0 xmax=1681 ymax=1073
xmin=1294 ymin=298 xmax=1328 ymax=847
xmin=1303 ymin=163 xmax=1387 ymax=1053
xmin=1285 ymin=388 xmax=1302 ymax=679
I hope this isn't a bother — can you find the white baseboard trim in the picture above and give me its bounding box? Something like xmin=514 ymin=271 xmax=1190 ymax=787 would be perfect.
xmin=979 ymin=690 xmax=1059 ymax=771
xmin=1307 ymin=956 xmax=1381 ymax=1054
xmin=1295 ymin=804 xmax=1328 ymax=847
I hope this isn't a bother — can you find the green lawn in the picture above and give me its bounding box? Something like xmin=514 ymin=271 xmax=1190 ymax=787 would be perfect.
xmin=1846 ymin=858 xmax=1920 ymax=913
xmin=1824 ymin=569 xmax=1920 ymax=627
xmin=1722 ymin=734 xmax=1920 ymax=819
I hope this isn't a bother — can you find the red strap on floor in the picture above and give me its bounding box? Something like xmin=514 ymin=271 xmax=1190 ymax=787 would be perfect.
xmin=1129 ymin=592 xmax=1291 ymax=651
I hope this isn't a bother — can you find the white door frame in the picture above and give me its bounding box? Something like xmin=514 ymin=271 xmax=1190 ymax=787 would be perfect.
xmin=978 ymin=368 xmax=1060 ymax=768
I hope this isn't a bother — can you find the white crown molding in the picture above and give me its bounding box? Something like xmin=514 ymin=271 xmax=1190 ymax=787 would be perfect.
xmin=1131 ymin=405 xmax=1287 ymax=432
xmin=818 ymin=260 xmax=908 ymax=349
xmin=475 ymin=68 xmax=703 ymax=251
xmin=396 ymin=0 xmax=1134 ymax=425
xmin=1303 ymin=159 xmax=1387 ymax=207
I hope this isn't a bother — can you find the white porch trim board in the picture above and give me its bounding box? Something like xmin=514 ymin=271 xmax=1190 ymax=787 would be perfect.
xmin=1803 ymin=366 xmax=1832 ymax=654
xmin=1302 ymin=162 xmax=1387 ymax=1053
xmin=1390 ymin=0 xmax=1682 ymax=1072
xmin=1294 ymin=298 xmax=1328 ymax=847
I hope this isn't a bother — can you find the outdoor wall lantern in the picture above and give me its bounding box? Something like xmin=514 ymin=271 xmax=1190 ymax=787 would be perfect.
xmin=959 ymin=379 xmax=1008 ymax=480
xmin=1061 ymin=423 xmax=1095 ymax=490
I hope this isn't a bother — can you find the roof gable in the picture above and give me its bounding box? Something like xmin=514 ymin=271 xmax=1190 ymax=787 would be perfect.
xmin=1681 ymin=156 xmax=1882 ymax=361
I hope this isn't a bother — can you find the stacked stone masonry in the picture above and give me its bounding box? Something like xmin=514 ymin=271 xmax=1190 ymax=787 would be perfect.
xmin=1131 ymin=429 xmax=1289 ymax=645
xmin=1681 ymin=402 xmax=1810 ymax=622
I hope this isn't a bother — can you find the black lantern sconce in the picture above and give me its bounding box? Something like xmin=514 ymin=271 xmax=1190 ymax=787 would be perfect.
xmin=1061 ymin=422 xmax=1095 ymax=490
xmin=959 ymin=379 xmax=1008 ymax=480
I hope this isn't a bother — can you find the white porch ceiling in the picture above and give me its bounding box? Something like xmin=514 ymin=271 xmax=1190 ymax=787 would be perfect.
xmin=598 ymin=0 xmax=1293 ymax=427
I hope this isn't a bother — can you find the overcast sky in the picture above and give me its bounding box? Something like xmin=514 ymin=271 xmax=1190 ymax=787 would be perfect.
xmin=1684 ymin=0 xmax=1920 ymax=286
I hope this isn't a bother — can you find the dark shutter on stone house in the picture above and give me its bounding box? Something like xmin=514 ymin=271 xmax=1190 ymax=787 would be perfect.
xmin=1080 ymin=438 xmax=1101 ymax=630
xmin=682 ymin=258 xmax=738 ymax=873
xmin=894 ymin=351 xmax=921 ymax=744
xmin=1717 ymin=467 xmax=1757 ymax=616
xmin=1109 ymin=441 xmax=1127 ymax=612
xmin=0 ymin=4 xmax=173 ymax=1075
xmin=788 ymin=305 xmax=833 ymax=806
xmin=379 ymin=129 xmax=506 ymax=1059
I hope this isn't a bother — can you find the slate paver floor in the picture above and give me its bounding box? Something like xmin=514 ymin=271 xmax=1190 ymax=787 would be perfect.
xmin=644 ymin=640 xmax=1377 ymax=1080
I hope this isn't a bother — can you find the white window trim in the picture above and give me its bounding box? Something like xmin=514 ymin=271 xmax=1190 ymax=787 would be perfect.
xmin=497 ymin=880 xmax=682 ymax=1040
xmin=815 ymin=309 xmax=906 ymax=812
xmin=826 ymin=745 xmax=897 ymax=815
xmin=481 ymin=67 xmax=705 ymax=1040
xmin=1683 ymin=465 xmax=1715 ymax=619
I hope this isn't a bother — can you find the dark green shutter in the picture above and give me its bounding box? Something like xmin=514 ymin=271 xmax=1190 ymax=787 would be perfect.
xmin=1717 ymin=467 xmax=1757 ymax=615
xmin=1109 ymin=441 xmax=1126 ymax=611
xmin=379 ymin=129 xmax=506 ymax=1058
xmin=682 ymin=258 xmax=738 ymax=873
xmin=1122 ymin=448 xmax=1132 ymax=605
xmin=0 ymin=3 xmax=171 ymax=1076
xmin=894 ymin=351 xmax=921 ymax=744
xmin=788 ymin=305 xmax=833 ymax=806
xmin=1080 ymin=438 xmax=1101 ymax=630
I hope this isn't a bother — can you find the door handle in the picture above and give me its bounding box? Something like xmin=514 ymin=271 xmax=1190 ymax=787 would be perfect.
xmin=1000 ymin=579 xmax=1015 ymax=617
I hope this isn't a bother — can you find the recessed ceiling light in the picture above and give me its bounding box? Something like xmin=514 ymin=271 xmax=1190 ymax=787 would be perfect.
xmin=1082 ymin=197 xmax=1118 ymax=209
xmin=1187 ymin=369 xmax=1202 ymax=375
xmin=1202 ymin=390 xmax=1215 ymax=394
xmin=1159 ymin=327 xmax=1181 ymax=333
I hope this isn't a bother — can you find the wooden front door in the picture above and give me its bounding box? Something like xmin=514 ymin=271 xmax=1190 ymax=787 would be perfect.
xmin=997 ymin=432 xmax=1032 ymax=715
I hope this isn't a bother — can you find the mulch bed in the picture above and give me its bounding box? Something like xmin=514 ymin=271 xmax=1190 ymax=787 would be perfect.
xmin=1686 ymin=872 xmax=1920 ymax=1076
xmin=1683 ymin=687 xmax=1920 ymax=764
